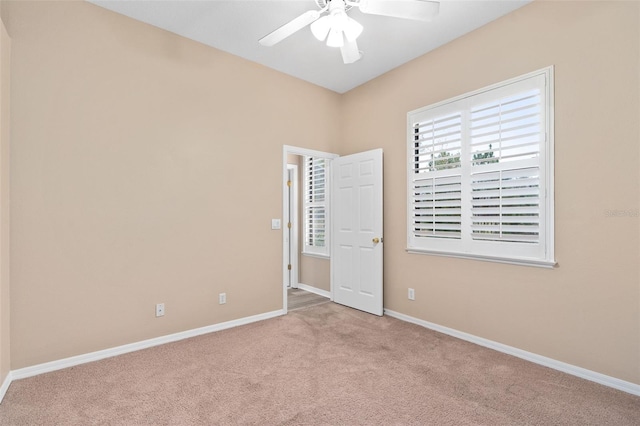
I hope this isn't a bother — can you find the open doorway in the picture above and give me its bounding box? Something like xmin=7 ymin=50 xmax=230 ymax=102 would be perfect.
xmin=282 ymin=146 xmax=385 ymax=316
xmin=282 ymin=146 xmax=337 ymax=313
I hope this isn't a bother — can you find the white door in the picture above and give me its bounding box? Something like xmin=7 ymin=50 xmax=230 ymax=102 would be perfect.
xmin=331 ymin=149 xmax=383 ymax=316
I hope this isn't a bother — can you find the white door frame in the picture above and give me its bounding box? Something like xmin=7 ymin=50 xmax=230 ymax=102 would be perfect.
xmin=285 ymin=164 xmax=299 ymax=289
xmin=282 ymin=145 xmax=338 ymax=313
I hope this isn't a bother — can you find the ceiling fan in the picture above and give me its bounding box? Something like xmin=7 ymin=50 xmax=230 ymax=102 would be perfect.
xmin=259 ymin=0 xmax=440 ymax=64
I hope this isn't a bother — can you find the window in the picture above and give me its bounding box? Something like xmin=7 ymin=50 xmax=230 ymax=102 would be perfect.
xmin=407 ymin=68 xmax=555 ymax=267
xmin=303 ymin=156 xmax=329 ymax=257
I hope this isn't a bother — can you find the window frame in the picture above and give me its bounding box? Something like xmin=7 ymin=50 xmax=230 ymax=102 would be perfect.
xmin=303 ymin=155 xmax=330 ymax=258
xmin=406 ymin=67 xmax=555 ymax=268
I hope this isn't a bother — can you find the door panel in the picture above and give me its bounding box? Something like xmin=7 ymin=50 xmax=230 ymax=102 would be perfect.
xmin=331 ymin=149 xmax=383 ymax=316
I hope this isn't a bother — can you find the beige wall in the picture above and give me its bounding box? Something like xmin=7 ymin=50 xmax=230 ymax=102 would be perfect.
xmin=3 ymin=0 xmax=341 ymax=368
xmin=0 ymin=14 xmax=10 ymax=385
xmin=341 ymin=0 xmax=640 ymax=384
xmin=300 ymin=255 xmax=330 ymax=292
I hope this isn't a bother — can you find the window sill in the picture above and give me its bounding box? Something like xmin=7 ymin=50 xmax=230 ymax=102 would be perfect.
xmin=302 ymin=252 xmax=330 ymax=260
xmin=406 ymin=248 xmax=557 ymax=269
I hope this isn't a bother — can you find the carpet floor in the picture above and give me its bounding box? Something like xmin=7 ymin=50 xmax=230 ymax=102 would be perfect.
xmin=0 ymin=302 xmax=638 ymax=425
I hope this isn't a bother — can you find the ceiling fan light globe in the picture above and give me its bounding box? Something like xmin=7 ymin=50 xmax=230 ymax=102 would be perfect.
xmin=310 ymin=15 xmax=331 ymax=41
xmin=331 ymin=9 xmax=349 ymax=32
xmin=326 ymin=27 xmax=344 ymax=48
xmin=343 ymin=17 xmax=363 ymax=42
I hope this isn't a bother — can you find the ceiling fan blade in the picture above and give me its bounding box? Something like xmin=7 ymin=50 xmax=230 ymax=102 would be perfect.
xmin=259 ymin=10 xmax=321 ymax=46
xmin=341 ymin=39 xmax=362 ymax=64
xmin=358 ymin=0 xmax=440 ymax=22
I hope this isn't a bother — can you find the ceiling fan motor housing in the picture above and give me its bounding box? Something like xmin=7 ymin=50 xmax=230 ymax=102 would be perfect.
xmin=315 ymin=0 xmax=355 ymax=12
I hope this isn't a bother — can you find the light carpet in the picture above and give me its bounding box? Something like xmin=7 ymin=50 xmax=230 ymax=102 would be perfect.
xmin=0 ymin=302 xmax=638 ymax=425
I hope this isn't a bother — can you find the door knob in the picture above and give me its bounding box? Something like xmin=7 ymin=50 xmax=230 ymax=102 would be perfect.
xmin=373 ymin=237 xmax=380 ymax=244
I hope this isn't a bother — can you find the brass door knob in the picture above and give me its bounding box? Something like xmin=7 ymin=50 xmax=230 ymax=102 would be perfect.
xmin=372 ymin=238 xmax=380 ymax=244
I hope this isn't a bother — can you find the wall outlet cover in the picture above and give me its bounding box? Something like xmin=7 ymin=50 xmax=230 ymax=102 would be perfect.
xmin=155 ymin=303 xmax=165 ymax=317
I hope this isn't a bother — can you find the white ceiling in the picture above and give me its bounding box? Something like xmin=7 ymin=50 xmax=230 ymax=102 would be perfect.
xmin=88 ymin=0 xmax=531 ymax=93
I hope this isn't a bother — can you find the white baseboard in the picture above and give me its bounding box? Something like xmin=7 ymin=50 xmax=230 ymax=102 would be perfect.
xmin=10 ymin=309 xmax=285 ymax=383
xmin=5 ymin=307 xmax=637 ymax=403
xmin=0 ymin=371 xmax=12 ymax=404
xmin=384 ymin=309 xmax=640 ymax=397
xmin=297 ymin=283 xmax=331 ymax=299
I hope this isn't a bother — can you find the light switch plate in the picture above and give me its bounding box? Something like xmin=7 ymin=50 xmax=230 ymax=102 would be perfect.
xmin=271 ymin=219 xmax=281 ymax=230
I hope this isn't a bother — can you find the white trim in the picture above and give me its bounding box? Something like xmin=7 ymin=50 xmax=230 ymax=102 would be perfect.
xmin=544 ymin=66 xmax=555 ymax=263
xmin=297 ymin=283 xmax=331 ymax=299
xmin=0 ymin=371 xmax=12 ymax=404
xmin=384 ymin=309 xmax=640 ymax=397
xmin=283 ymin=145 xmax=340 ymax=160
xmin=301 ymin=250 xmax=331 ymax=258
xmin=286 ymin=164 xmax=299 ymax=289
xmin=406 ymin=248 xmax=557 ymax=269
xmin=11 ymin=309 xmax=284 ymax=381
xmin=407 ymin=67 xmax=554 ymax=116
xmin=301 ymin=252 xmax=330 ymax=260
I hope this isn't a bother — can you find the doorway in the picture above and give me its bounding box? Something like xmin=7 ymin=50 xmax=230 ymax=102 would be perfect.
xmin=281 ymin=146 xmax=383 ymax=315
xmin=282 ymin=146 xmax=338 ymax=313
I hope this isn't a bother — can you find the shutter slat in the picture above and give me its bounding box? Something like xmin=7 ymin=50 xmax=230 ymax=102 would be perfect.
xmin=414 ymin=175 xmax=461 ymax=186
xmin=414 ymin=207 xmax=461 ymax=214
xmin=414 ymin=230 xmax=461 ymax=239
xmin=473 ymin=206 xmax=538 ymax=215
xmin=471 ymin=92 xmax=539 ymax=115
xmin=471 ymin=112 xmax=539 ymax=134
xmin=416 ymin=128 xmax=463 ymax=142
xmin=473 ymin=215 xmax=539 ymax=224
xmin=471 ymin=129 xmax=540 ymax=147
xmin=414 ymin=146 xmax=462 ymax=162
xmin=472 ymin=234 xmax=539 ymax=243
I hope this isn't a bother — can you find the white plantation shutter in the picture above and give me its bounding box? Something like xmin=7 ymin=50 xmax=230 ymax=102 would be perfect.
xmin=411 ymin=111 xmax=463 ymax=242
xmin=407 ymin=68 xmax=554 ymax=267
xmin=470 ymin=90 xmax=542 ymax=165
xmin=412 ymin=112 xmax=462 ymax=173
xmin=412 ymin=175 xmax=462 ymax=239
xmin=469 ymin=86 xmax=543 ymax=246
xmin=303 ymin=156 xmax=328 ymax=256
xmin=470 ymin=167 xmax=540 ymax=243
xmin=305 ymin=206 xmax=326 ymax=247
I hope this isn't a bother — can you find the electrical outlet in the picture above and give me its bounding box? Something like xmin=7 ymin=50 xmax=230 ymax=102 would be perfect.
xmin=408 ymin=288 xmax=415 ymax=301
xmin=155 ymin=303 xmax=165 ymax=317
xmin=219 ymin=293 xmax=226 ymax=305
